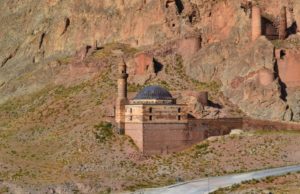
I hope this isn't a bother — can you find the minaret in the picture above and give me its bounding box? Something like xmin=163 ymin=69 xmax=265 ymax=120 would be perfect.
xmin=279 ymin=6 xmax=287 ymax=40
xmin=252 ymin=5 xmax=262 ymax=41
xmin=115 ymin=59 xmax=128 ymax=134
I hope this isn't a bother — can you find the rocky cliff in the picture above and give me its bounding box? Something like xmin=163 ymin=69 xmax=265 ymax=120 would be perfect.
xmin=1 ymin=0 xmax=300 ymax=121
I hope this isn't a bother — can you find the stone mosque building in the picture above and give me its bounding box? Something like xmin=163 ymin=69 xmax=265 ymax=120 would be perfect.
xmin=115 ymin=60 xmax=236 ymax=155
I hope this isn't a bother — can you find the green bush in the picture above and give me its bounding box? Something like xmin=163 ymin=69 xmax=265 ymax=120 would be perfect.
xmin=195 ymin=142 xmax=209 ymax=150
xmin=93 ymin=122 xmax=114 ymax=143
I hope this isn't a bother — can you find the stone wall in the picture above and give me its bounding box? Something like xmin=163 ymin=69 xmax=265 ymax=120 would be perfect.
xmin=126 ymin=117 xmax=300 ymax=155
xmin=192 ymin=117 xmax=300 ymax=132
xmin=139 ymin=118 xmax=244 ymax=155
xmin=189 ymin=118 xmax=243 ymax=137
xmin=125 ymin=123 xmax=144 ymax=151
xmin=143 ymin=123 xmax=190 ymax=155
xmin=243 ymin=118 xmax=300 ymax=131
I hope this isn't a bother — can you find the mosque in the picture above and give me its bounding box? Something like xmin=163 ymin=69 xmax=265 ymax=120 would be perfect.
xmin=115 ymin=60 xmax=237 ymax=155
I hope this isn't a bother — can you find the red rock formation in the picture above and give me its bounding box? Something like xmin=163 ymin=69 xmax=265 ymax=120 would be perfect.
xmin=277 ymin=49 xmax=300 ymax=88
xmin=206 ymin=2 xmax=236 ymax=43
xmin=134 ymin=53 xmax=154 ymax=75
xmin=252 ymin=6 xmax=262 ymax=41
xmin=258 ymin=68 xmax=274 ymax=86
xmin=177 ymin=36 xmax=201 ymax=60
xmin=186 ymin=91 xmax=209 ymax=106
xmin=279 ymin=6 xmax=288 ymax=40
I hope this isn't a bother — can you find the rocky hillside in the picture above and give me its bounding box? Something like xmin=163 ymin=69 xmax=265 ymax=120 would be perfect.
xmin=1 ymin=0 xmax=300 ymax=121
xmin=1 ymin=1 xmax=300 ymax=193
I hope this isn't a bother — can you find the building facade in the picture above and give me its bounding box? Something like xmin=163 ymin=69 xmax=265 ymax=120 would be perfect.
xmin=125 ymin=86 xmax=189 ymax=154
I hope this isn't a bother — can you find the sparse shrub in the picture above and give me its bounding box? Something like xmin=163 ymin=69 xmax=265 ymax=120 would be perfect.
xmin=192 ymin=79 xmax=221 ymax=93
xmin=58 ymin=56 xmax=72 ymax=65
xmin=11 ymin=150 xmax=17 ymax=155
xmin=0 ymin=186 xmax=9 ymax=193
xmin=231 ymin=183 xmax=241 ymax=189
xmin=99 ymin=187 xmax=112 ymax=194
xmin=54 ymin=83 xmax=87 ymax=98
xmin=265 ymin=176 xmax=275 ymax=183
xmin=194 ymin=142 xmax=210 ymax=157
xmin=195 ymin=142 xmax=209 ymax=150
xmin=93 ymin=122 xmax=114 ymax=143
xmin=128 ymin=83 xmax=142 ymax=92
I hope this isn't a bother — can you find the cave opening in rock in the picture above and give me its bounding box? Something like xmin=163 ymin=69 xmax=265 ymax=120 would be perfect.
xmin=175 ymin=0 xmax=184 ymax=14
xmin=287 ymin=21 xmax=298 ymax=36
xmin=61 ymin=17 xmax=70 ymax=36
xmin=274 ymin=60 xmax=287 ymax=101
xmin=280 ymin=50 xmax=286 ymax=59
xmin=153 ymin=58 xmax=163 ymax=74
xmin=261 ymin=17 xmax=279 ymax=40
xmin=165 ymin=0 xmax=184 ymax=14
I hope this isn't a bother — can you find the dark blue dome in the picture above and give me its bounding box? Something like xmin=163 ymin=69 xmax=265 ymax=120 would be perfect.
xmin=134 ymin=85 xmax=173 ymax=100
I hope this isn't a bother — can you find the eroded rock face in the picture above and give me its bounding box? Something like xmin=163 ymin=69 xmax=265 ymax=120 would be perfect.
xmin=287 ymin=89 xmax=300 ymax=121
xmin=258 ymin=68 xmax=275 ymax=86
xmin=127 ymin=53 xmax=156 ymax=85
xmin=177 ymin=36 xmax=201 ymax=60
xmin=294 ymin=1 xmax=300 ymax=32
xmin=175 ymin=91 xmax=207 ymax=118
xmin=133 ymin=53 xmax=155 ymax=75
xmin=277 ymin=49 xmax=300 ymax=88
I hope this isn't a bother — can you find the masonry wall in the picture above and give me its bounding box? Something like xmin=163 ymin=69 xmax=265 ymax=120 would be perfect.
xmin=243 ymin=118 xmax=300 ymax=131
xmin=141 ymin=118 xmax=243 ymax=154
xmin=125 ymin=123 xmax=144 ymax=151
xmin=142 ymin=123 xmax=193 ymax=154
xmin=189 ymin=118 xmax=243 ymax=138
xmin=125 ymin=116 xmax=300 ymax=155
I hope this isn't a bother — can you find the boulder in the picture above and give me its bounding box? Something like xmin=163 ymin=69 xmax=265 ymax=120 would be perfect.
xmin=230 ymin=129 xmax=244 ymax=136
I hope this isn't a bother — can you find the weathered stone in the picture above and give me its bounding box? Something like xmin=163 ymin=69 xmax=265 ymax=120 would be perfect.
xmin=230 ymin=129 xmax=244 ymax=136
xmin=177 ymin=36 xmax=201 ymax=60
xmin=258 ymin=68 xmax=274 ymax=86
xmin=134 ymin=53 xmax=155 ymax=75
xmin=252 ymin=6 xmax=262 ymax=41
xmin=277 ymin=49 xmax=300 ymax=88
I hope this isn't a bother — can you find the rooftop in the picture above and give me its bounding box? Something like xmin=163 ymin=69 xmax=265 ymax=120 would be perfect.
xmin=134 ymin=85 xmax=173 ymax=100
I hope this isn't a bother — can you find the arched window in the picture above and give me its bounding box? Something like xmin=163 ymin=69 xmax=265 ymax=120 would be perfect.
xmin=149 ymin=116 xmax=153 ymax=121
xmin=149 ymin=107 xmax=153 ymax=113
xmin=178 ymin=115 xmax=181 ymax=121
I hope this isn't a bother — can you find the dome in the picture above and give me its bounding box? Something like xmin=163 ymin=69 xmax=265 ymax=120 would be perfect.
xmin=134 ymin=85 xmax=173 ymax=100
